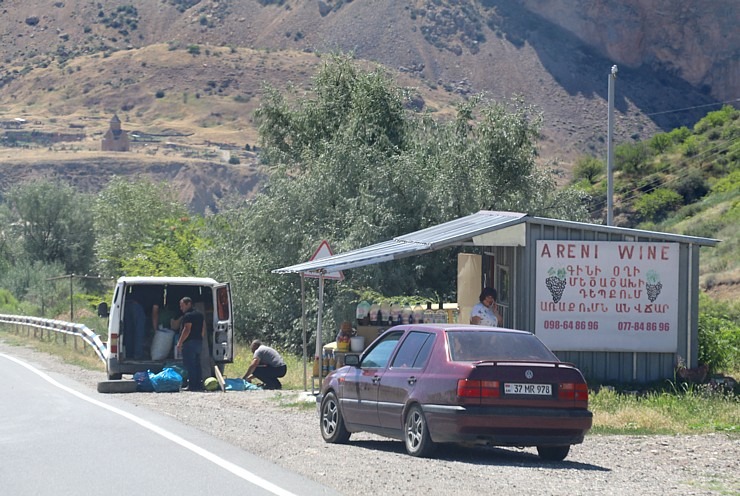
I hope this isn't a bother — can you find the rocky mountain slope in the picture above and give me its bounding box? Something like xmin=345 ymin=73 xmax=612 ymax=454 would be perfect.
xmin=0 ymin=0 xmax=736 ymax=210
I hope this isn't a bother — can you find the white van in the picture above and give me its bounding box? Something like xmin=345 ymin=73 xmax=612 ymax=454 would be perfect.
xmin=99 ymin=276 xmax=233 ymax=381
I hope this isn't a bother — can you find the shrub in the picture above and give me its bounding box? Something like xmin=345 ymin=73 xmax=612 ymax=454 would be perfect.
xmin=187 ymin=44 xmax=201 ymax=55
xmin=698 ymin=295 xmax=740 ymax=375
xmin=649 ymin=133 xmax=673 ymax=154
xmin=615 ymin=142 xmax=651 ymax=174
xmin=711 ymin=170 xmax=740 ymax=194
xmin=155 ymin=89 xmax=165 ymax=98
xmin=228 ymin=155 xmax=240 ymax=165
xmin=681 ymin=135 xmax=701 ymax=157
xmin=675 ymin=168 xmax=709 ymax=203
xmin=633 ymin=188 xmax=683 ymax=223
xmin=668 ymin=126 xmax=691 ymax=144
xmin=572 ymin=156 xmax=603 ymax=184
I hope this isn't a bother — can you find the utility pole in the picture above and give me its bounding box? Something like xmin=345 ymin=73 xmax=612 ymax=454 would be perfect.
xmin=607 ymin=65 xmax=618 ymax=226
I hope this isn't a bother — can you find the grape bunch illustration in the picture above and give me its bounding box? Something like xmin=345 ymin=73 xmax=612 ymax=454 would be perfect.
xmin=645 ymin=269 xmax=663 ymax=302
xmin=545 ymin=267 xmax=567 ymax=303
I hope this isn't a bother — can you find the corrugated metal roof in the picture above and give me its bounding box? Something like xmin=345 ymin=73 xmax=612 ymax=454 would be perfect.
xmin=272 ymin=211 xmax=527 ymax=274
xmin=272 ymin=210 xmax=720 ymax=275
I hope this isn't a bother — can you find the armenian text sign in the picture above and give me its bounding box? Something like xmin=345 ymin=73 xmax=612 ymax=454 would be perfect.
xmin=535 ymin=241 xmax=679 ymax=352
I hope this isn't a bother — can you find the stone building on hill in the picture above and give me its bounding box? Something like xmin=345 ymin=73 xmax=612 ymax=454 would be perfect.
xmin=101 ymin=114 xmax=129 ymax=152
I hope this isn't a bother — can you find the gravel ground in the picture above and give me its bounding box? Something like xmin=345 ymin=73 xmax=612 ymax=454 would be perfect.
xmin=3 ymin=340 xmax=739 ymax=496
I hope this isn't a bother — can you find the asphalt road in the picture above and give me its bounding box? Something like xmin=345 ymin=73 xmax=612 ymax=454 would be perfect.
xmin=0 ymin=352 xmax=340 ymax=496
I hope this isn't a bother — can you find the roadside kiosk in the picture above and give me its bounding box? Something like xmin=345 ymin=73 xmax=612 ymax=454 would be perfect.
xmin=274 ymin=211 xmax=718 ymax=384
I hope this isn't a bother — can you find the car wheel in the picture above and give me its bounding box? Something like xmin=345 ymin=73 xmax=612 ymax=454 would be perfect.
xmin=536 ymin=445 xmax=570 ymax=461
xmin=404 ymin=404 xmax=435 ymax=457
xmin=320 ymin=392 xmax=350 ymax=444
xmin=97 ymin=380 xmax=137 ymax=394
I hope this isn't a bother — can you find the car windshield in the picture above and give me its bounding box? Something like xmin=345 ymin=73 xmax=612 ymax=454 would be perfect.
xmin=447 ymin=330 xmax=558 ymax=362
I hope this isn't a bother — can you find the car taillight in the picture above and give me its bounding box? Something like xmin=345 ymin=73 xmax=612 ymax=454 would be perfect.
xmin=559 ymin=383 xmax=588 ymax=401
xmin=109 ymin=333 xmax=118 ymax=355
xmin=457 ymin=379 xmax=500 ymax=399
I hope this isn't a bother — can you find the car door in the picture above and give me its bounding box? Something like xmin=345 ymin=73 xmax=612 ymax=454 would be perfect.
xmin=377 ymin=331 xmax=435 ymax=430
xmin=340 ymin=331 xmax=404 ymax=428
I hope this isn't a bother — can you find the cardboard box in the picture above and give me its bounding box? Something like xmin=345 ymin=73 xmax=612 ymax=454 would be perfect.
xmin=355 ymin=325 xmax=385 ymax=350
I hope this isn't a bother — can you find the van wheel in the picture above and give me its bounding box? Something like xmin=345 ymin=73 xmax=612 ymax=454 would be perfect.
xmin=97 ymin=380 xmax=137 ymax=394
xmin=108 ymin=373 xmax=122 ymax=380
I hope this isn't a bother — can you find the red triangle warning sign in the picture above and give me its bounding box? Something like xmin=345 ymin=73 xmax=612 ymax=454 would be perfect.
xmin=304 ymin=240 xmax=344 ymax=280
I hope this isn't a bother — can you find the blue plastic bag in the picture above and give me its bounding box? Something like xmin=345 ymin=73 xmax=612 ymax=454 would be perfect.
xmin=225 ymin=378 xmax=262 ymax=391
xmin=224 ymin=378 xmax=247 ymax=391
xmin=149 ymin=367 xmax=183 ymax=393
xmin=133 ymin=370 xmax=154 ymax=392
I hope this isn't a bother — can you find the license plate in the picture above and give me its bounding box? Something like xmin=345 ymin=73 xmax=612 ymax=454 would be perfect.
xmin=504 ymin=383 xmax=552 ymax=395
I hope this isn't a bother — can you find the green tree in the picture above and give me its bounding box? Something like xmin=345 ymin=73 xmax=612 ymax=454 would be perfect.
xmin=3 ymin=180 xmax=95 ymax=276
xmin=119 ymin=216 xmax=208 ymax=276
xmin=200 ymin=54 xmax=589 ymax=347
xmin=92 ymin=176 xmax=190 ymax=277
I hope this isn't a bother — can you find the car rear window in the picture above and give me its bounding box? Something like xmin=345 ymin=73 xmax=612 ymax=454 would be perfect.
xmin=447 ymin=331 xmax=558 ymax=362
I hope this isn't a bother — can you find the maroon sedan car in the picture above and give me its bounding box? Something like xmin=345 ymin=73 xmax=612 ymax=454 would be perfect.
xmin=318 ymin=324 xmax=592 ymax=460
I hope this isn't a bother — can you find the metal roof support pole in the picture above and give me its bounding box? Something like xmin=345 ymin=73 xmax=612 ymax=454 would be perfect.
xmin=315 ymin=274 xmax=326 ymax=385
xmin=301 ymin=273 xmax=307 ymax=392
xmin=687 ymin=243 xmax=693 ymax=367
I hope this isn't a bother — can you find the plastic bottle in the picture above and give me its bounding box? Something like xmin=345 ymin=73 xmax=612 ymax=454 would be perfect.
xmin=356 ymin=300 xmax=371 ymax=326
xmin=412 ymin=304 xmax=424 ymax=324
xmin=401 ymin=306 xmax=413 ymax=324
xmin=329 ymin=352 xmax=336 ymax=372
xmin=322 ymin=352 xmax=329 ymax=375
xmin=369 ymin=302 xmax=380 ymax=325
xmin=423 ymin=302 xmax=435 ymax=324
xmin=390 ymin=302 xmax=402 ymax=325
xmin=380 ymin=301 xmax=391 ymax=325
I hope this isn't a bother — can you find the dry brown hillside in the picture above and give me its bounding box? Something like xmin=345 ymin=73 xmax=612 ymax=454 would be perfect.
xmin=0 ymin=0 xmax=735 ymax=211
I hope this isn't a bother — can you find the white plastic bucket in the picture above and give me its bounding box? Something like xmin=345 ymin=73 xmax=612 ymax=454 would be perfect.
xmin=151 ymin=328 xmax=175 ymax=360
xmin=350 ymin=336 xmax=365 ymax=352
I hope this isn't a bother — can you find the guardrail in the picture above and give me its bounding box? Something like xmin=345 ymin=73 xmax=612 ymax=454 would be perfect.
xmin=0 ymin=314 xmax=108 ymax=363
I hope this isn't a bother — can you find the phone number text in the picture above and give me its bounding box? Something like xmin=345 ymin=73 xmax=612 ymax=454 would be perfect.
xmin=543 ymin=320 xmax=599 ymax=330
xmin=617 ymin=322 xmax=671 ymax=332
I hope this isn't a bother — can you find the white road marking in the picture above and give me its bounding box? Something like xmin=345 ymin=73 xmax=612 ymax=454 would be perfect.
xmin=1 ymin=352 xmax=299 ymax=496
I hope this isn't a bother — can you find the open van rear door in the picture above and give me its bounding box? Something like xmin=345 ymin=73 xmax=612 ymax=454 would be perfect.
xmin=212 ymin=283 xmax=233 ymax=363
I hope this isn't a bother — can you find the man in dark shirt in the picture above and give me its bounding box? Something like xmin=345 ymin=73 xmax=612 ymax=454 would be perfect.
xmin=175 ymin=297 xmax=206 ymax=391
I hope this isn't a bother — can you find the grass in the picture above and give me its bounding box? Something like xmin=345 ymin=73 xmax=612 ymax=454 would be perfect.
xmin=590 ymin=384 xmax=739 ymax=435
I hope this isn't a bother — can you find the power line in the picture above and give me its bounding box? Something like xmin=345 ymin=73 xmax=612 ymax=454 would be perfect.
xmin=586 ymin=140 xmax=737 ymax=217
xmin=644 ymin=98 xmax=740 ymax=117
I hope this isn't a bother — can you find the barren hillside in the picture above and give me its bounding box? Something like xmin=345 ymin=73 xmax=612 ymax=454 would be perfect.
xmin=0 ymin=0 xmax=735 ymax=210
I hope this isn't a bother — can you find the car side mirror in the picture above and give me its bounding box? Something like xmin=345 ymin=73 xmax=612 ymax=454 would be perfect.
xmin=344 ymin=354 xmax=360 ymax=367
xmin=97 ymin=302 xmax=109 ymax=318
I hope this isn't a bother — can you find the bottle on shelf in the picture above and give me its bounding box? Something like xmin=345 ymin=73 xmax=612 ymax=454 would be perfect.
xmin=412 ymin=304 xmax=424 ymax=324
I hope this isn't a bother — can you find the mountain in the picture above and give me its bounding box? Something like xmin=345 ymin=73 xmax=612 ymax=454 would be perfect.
xmin=0 ymin=0 xmax=736 ymax=211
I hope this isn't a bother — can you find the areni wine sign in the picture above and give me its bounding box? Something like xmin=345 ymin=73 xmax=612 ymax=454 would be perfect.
xmin=535 ymin=241 xmax=680 ymax=352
